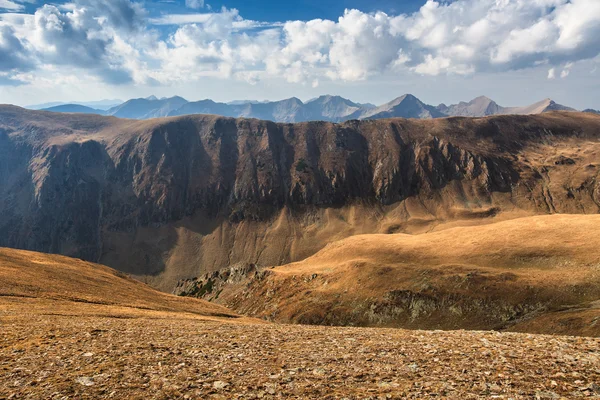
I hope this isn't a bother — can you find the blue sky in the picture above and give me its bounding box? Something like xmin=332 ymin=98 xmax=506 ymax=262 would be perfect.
xmin=148 ymin=0 xmax=425 ymax=22
xmin=0 ymin=0 xmax=598 ymax=109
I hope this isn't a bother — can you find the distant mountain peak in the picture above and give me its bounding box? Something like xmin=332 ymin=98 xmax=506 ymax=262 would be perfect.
xmin=32 ymin=94 xmax=585 ymax=122
xmin=284 ymin=97 xmax=303 ymax=104
xmin=438 ymin=95 xmax=503 ymax=117
xmin=360 ymin=93 xmax=444 ymax=120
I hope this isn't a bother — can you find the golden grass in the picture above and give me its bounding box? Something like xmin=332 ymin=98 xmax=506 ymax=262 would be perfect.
xmin=218 ymin=214 xmax=600 ymax=335
xmin=0 ymin=248 xmax=243 ymax=321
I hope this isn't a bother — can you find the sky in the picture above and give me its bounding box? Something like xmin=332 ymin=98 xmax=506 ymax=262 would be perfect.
xmin=0 ymin=0 xmax=598 ymax=109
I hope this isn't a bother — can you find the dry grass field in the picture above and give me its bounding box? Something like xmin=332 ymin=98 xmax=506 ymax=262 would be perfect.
xmin=2 ymin=246 xmax=600 ymax=399
xmin=197 ymin=214 xmax=600 ymax=335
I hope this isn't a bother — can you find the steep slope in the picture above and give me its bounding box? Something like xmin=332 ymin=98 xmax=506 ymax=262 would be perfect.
xmin=437 ymin=96 xmax=504 ymax=117
xmin=1 ymin=106 xmax=600 ymax=291
xmin=41 ymin=104 xmax=106 ymax=115
xmin=360 ymin=94 xmax=446 ymax=119
xmin=183 ymin=214 xmax=600 ymax=335
xmin=107 ymin=96 xmax=188 ymax=119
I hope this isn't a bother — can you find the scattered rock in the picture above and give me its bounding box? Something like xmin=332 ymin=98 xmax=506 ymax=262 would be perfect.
xmin=213 ymin=381 xmax=229 ymax=390
xmin=75 ymin=377 xmax=94 ymax=386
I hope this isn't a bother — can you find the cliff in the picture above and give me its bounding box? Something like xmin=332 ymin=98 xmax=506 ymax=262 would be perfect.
xmin=1 ymin=105 xmax=600 ymax=290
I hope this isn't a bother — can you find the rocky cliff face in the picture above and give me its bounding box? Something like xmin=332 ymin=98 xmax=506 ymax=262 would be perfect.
xmin=1 ymin=106 xmax=600 ymax=290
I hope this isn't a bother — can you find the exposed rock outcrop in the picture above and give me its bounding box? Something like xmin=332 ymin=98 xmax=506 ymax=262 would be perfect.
xmin=1 ymin=106 xmax=600 ymax=290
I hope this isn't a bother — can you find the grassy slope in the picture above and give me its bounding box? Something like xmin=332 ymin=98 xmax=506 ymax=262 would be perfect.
xmin=218 ymin=214 xmax=600 ymax=335
xmin=0 ymin=247 xmax=241 ymax=320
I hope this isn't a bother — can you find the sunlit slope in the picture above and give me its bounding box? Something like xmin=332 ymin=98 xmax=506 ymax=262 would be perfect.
xmin=0 ymin=248 xmax=238 ymax=319
xmin=217 ymin=214 xmax=600 ymax=335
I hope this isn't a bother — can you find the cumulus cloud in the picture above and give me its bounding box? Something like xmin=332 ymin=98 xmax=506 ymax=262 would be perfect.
xmin=24 ymin=3 xmax=137 ymax=83
xmin=0 ymin=24 xmax=33 ymax=72
xmin=0 ymin=0 xmax=599 ymax=87
xmin=0 ymin=0 xmax=151 ymax=85
xmin=151 ymin=0 xmax=600 ymax=85
xmin=145 ymin=8 xmax=282 ymax=84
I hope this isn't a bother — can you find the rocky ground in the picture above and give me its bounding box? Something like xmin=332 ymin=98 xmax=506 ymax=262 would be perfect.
xmin=2 ymin=307 xmax=600 ymax=399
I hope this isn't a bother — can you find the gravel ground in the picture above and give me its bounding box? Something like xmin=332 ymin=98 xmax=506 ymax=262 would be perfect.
xmin=1 ymin=308 xmax=600 ymax=399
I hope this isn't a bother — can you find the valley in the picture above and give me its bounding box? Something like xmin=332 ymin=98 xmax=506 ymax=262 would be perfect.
xmin=1 ymin=107 xmax=600 ymax=398
xmin=1 ymin=107 xmax=600 ymax=292
xmin=2 ymin=0 xmax=600 ymax=398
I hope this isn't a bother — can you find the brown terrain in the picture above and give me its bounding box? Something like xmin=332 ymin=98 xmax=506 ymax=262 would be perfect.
xmin=2 ymin=108 xmax=600 ymax=397
xmin=1 ymin=106 xmax=600 ymax=293
xmin=179 ymin=214 xmax=600 ymax=335
xmin=2 ymin=248 xmax=600 ymax=399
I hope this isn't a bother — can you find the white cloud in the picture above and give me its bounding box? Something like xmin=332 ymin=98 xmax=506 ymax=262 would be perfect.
xmin=560 ymin=62 xmax=574 ymax=78
xmin=0 ymin=24 xmax=33 ymax=72
xmin=185 ymin=0 xmax=204 ymax=10
xmin=0 ymin=0 xmax=599 ymax=88
xmin=0 ymin=0 xmax=24 ymax=11
xmin=150 ymin=13 xmax=212 ymax=25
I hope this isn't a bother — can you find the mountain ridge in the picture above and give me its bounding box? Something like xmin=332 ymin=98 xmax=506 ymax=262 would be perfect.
xmin=31 ymin=94 xmax=587 ymax=122
xmin=1 ymin=105 xmax=600 ymax=291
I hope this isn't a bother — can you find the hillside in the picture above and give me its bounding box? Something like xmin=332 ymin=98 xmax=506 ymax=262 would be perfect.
xmin=184 ymin=214 xmax=600 ymax=335
xmin=2 ymin=247 xmax=600 ymax=399
xmin=1 ymin=106 xmax=600 ymax=291
xmin=0 ymin=247 xmax=237 ymax=319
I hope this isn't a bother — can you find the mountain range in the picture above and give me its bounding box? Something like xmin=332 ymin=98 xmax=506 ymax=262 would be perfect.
xmin=32 ymin=94 xmax=586 ymax=122
xmin=2 ymin=105 xmax=600 ymax=292
xmin=2 ymin=104 xmax=600 ymax=337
